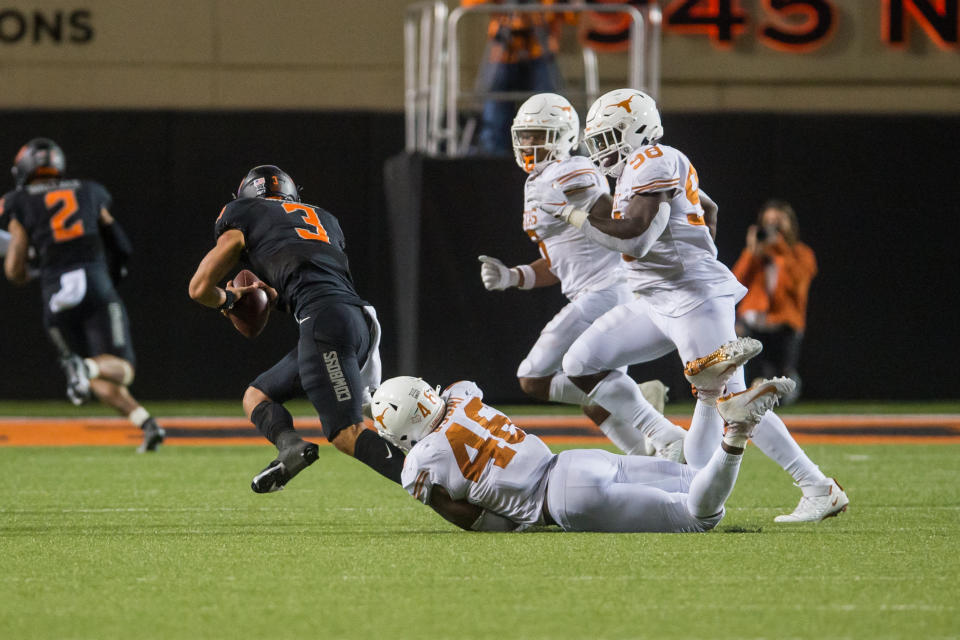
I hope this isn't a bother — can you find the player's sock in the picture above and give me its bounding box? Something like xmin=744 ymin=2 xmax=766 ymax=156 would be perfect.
xmin=128 ymin=406 xmax=151 ymax=428
xmin=749 ymin=411 xmax=828 ymax=486
xmin=686 ymin=446 xmax=743 ymax=518
xmin=588 ymin=371 xmax=687 ymax=449
xmin=597 ymin=414 xmax=653 ymax=456
xmin=353 ymin=429 xmax=405 ymax=484
xmin=251 ymin=400 xmax=297 ymax=446
xmin=548 ymin=374 xmax=590 ymax=405
xmin=684 ymin=400 xmax=724 ymax=471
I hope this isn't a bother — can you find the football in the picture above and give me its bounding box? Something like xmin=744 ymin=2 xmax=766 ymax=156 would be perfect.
xmin=227 ymin=269 xmax=270 ymax=338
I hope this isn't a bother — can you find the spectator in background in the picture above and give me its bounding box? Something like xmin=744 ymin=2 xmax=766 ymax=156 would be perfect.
xmin=732 ymin=200 xmax=817 ymax=404
xmin=465 ymin=0 xmax=566 ymax=154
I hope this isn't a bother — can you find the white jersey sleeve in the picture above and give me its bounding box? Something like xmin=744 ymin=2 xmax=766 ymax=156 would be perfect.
xmin=611 ymin=144 xmax=746 ymax=316
xmin=400 ymin=383 xmax=556 ymax=526
xmin=522 ymin=156 xmax=624 ymax=299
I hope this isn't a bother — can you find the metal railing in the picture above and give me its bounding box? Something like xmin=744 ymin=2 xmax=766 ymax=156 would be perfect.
xmin=404 ymin=1 xmax=449 ymax=154
xmin=404 ymin=2 xmax=661 ymax=156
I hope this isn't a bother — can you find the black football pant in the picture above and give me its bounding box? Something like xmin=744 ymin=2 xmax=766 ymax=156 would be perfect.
xmin=251 ymin=301 xmax=372 ymax=442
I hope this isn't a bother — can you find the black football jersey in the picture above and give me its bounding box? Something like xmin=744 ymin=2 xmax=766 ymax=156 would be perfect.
xmin=2 ymin=179 xmax=111 ymax=274
xmin=214 ymin=197 xmax=368 ymax=315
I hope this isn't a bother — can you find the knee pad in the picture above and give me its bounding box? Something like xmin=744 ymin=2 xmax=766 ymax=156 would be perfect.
xmin=516 ymin=358 xmax=535 ymax=379
xmin=562 ymin=348 xmax=588 ymax=378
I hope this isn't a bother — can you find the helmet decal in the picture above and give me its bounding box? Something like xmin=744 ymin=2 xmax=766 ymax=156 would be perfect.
xmin=584 ymin=89 xmax=663 ymax=178
xmin=236 ymin=165 xmax=299 ymax=201
xmin=611 ymin=96 xmax=634 ymax=113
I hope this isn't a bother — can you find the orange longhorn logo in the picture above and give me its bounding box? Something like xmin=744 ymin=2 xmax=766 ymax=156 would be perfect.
xmin=374 ymin=408 xmax=389 ymax=430
xmin=612 ymin=96 xmax=634 ymax=113
xmin=558 ymin=105 xmax=572 ymax=113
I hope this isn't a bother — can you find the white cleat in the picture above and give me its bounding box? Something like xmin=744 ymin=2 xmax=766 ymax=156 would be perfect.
xmin=716 ymin=377 xmax=796 ymax=440
xmin=775 ymin=479 xmax=849 ymax=523
xmin=638 ymin=379 xmax=669 ymax=415
xmin=59 ymin=355 xmax=91 ymax=406
xmin=684 ymin=337 xmax=763 ymax=398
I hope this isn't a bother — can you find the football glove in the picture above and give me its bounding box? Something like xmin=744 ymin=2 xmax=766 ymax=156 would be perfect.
xmin=478 ymin=255 xmax=519 ymax=291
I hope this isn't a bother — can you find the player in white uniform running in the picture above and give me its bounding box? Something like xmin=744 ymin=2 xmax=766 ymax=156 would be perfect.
xmin=536 ymin=89 xmax=848 ymax=523
xmin=476 ymin=93 xmax=684 ymax=458
xmin=371 ymin=374 xmax=794 ymax=532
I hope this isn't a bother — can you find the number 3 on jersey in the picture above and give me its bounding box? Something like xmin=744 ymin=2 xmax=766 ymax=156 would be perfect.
xmin=282 ymin=202 xmax=330 ymax=243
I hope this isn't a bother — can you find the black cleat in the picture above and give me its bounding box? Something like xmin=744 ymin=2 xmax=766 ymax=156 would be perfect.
xmin=59 ymin=355 xmax=91 ymax=406
xmin=136 ymin=419 xmax=166 ymax=453
xmin=250 ymin=439 xmax=319 ymax=493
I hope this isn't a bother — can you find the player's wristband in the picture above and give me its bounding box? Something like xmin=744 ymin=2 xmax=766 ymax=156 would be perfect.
xmin=558 ymin=205 xmax=589 ymax=229
xmin=515 ymin=264 xmax=536 ymax=290
xmin=218 ymin=289 xmax=236 ymax=311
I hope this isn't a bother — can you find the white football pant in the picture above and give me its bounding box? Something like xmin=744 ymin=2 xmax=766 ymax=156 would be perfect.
xmin=564 ymin=294 xmax=825 ymax=483
xmin=517 ymin=284 xmax=633 ymax=379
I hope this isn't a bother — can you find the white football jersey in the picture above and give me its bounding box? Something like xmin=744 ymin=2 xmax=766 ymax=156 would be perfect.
xmin=524 ymin=156 xmax=623 ymax=299
xmin=401 ymin=381 xmax=556 ymax=526
xmin=612 ymin=144 xmax=746 ymax=316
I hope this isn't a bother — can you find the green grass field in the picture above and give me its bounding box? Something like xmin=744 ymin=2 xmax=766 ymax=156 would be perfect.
xmin=1 ymin=443 xmax=957 ymax=639
xmin=2 ymin=398 xmax=960 ymax=417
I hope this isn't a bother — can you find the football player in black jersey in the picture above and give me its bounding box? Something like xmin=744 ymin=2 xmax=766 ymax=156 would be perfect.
xmin=2 ymin=138 xmax=165 ymax=453
xmin=188 ymin=165 xmax=405 ymax=492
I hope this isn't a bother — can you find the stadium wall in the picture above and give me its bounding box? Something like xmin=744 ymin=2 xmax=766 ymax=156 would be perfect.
xmin=0 ymin=110 xmax=956 ymax=403
xmin=0 ymin=1 xmax=958 ymax=113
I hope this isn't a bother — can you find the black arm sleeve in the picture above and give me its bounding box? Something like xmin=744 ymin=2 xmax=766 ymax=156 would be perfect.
xmin=101 ymin=220 xmax=133 ymax=284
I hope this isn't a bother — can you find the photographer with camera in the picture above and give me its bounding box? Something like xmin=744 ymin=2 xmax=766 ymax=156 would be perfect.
xmin=732 ymin=200 xmax=817 ymax=404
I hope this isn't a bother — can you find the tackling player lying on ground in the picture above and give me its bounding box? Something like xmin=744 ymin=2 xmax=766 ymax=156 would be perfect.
xmin=536 ymin=89 xmax=848 ymax=522
xmin=372 ymin=374 xmax=795 ymax=533
xmin=2 ymin=138 xmax=165 ymax=453
xmin=188 ymin=165 xmax=405 ymax=493
xmin=477 ymin=92 xmax=672 ymax=459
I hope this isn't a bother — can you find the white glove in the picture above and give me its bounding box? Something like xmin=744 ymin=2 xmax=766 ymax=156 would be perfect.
xmin=478 ymin=255 xmax=519 ymax=291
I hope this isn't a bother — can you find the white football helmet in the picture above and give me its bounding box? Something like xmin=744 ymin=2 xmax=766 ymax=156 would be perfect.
xmin=583 ymin=89 xmax=663 ymax=178
xmin=369 ymin=376 xmax=445 ymax=453
xmin=511 ymin=93 xmax=579 ymax=173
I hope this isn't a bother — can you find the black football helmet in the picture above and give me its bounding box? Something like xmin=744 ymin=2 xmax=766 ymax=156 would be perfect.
xmin=235 ymin=165 xmax=300 ymax=202
xmin=12 ymin=138 xmax=66 ymax=186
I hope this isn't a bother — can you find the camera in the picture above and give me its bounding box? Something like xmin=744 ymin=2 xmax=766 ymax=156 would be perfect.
xmin=755 ymin=225 xmax=778 ymax=243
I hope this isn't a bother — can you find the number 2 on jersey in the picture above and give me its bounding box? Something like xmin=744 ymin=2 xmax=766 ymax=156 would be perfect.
xmin=46 ymin=189 xmax=83 ymax=243
xmin=282 ymin=202 xmax=330 ymax=243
